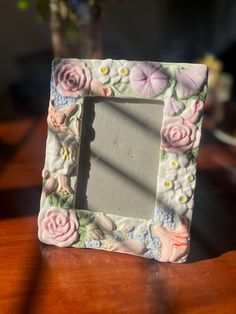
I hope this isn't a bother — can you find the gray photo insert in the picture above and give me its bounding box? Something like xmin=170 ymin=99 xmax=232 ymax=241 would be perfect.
xmin=76 ymin=97 xmax=163 ymax=219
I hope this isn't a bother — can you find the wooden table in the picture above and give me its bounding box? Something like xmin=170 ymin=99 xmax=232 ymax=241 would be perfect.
xmin=0 ymin=116 xmax=236 ymax=314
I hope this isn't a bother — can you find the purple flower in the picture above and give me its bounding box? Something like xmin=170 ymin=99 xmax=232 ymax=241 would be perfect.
xmin=176 ymin=65 xmax=208 ymax=99
xmin=130 ymin=62 xmax=168 ymax=98
xmin=163 ymin=96 xmax=184 ymax=116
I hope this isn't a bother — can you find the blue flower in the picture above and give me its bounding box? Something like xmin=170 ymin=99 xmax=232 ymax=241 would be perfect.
xmin=153 ymin=206 xmax=176 ymax=230
xmin=85 ymin=240 xmax=101 ymax=248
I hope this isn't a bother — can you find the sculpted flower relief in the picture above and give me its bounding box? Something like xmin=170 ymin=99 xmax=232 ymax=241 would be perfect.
xmin=98 ymin=59 xmax=116 ymax=84
xmin=161 ymin=101 xmax=203 ymax=154
xmin=38 ymin=207 xmax=79 ymax=247
xmin=161 ymin=117 xmax=200 ymax=154
xmin=45 ymin=130 xmax=78 ymax=175
xmin=54 ymin=59 xmax=92 ymax=97
xmin=176 ymin=65 xmax=208 ymax=99
xmin=130 ymin=61 xmax=168 ymax=98
xmin=163 ymin=96 xmax=184 ymax=116
xmin=47 ymin=101 xmax=79 ymax=134
xmin=152 ymin=218 xmax=189 ymax=262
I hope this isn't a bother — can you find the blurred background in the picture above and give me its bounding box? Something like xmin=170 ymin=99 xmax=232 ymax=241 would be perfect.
xmin=0 ymin=0 xmax=236 ymax=259
xmin=1 ymin=0 xmax=236 ymax=138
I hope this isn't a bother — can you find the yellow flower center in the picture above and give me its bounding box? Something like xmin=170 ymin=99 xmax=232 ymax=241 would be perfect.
xmin=187 ymin=175 xmax=194 ymax=182
xmin=178 ymin=195 xmax=188 ymax=204
xmin=163 ymin=180 xmax=173 ymax=189
xmin=59 ymin=188 xmax=70 ymax=196
xmin=119 ymin=67 xmax=129 ymax=76
xmin=100 ymin=66 xmax=109 ymax=75
xmin=60 ymin=146 xmax=72 ymax=160
xmin=170 ymin=160 xmax=179 ymax=168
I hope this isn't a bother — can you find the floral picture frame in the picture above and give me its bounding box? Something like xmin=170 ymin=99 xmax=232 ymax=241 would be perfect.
xmin=38 ymin=58 xmax=208 ymax=263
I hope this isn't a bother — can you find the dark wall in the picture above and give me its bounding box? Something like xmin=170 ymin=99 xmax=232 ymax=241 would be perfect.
xmin=102 ymin=0 xmax=236 ymax=62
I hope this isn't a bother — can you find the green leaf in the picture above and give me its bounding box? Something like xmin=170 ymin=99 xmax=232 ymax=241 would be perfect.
xmin=66 ymin=195 xmax=74 ymax=208
xmin=186 ymin=149 xmax=198 ymax=162
xmin=73 ymin=241 xmax=85 ymax=248
xmin=52 ymin=58 xmax=61 ymax=71
xmin=79 ymin=213 xmax=95 ymax=227
xmin=47 ymin=191 xmax=73 ymax=209
xmin=48 ymin=194 xmax=53 ymax=206
xmin=73 ymin=229 xmax=88 ymax=248
xmin=57 ymin=194 xmax=73 ymax=209
xmin=192 ymin=148 xmax=199 ymax=158
xmin=48 ymin=193 xmax=59 ymax=207
xmin=78 ymin=226 xmax=86 ymax=234
xmin=197 ymin=116 xmax=203 ymax=128
xmin=160 ymin=149 xmax=168 ymax=162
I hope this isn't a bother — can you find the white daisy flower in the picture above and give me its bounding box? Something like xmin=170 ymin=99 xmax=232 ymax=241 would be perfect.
xmin=158 ymin=177 xmax=180 ymax=196
xmin=111 ymin=60 xmax=131 ymax=84
xmin=174 ymin=189 xmax=190 ymax=214
xmin=98 ymin=59 xmax=116 ymax=84
xmin=157 ymin=154 xmax=197 ymax=215
xmin=178 ymin=163 xmax=196 ymax=196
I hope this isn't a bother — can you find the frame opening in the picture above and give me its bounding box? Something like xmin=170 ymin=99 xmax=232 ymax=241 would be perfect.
xmin=76 ymin=96 xmax=163 ymax=219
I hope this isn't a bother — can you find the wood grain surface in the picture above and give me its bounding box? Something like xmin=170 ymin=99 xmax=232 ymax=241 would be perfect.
xmin=0 ymin=116 xmax=236 ymax=314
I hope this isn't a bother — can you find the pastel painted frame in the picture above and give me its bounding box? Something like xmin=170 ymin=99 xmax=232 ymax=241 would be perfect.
xmin=38 ymin=58 xmax=208 ymax=263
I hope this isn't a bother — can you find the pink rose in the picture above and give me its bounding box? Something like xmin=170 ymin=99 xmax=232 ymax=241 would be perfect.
xmin=38 ymin=207 xmax=79 ymax=247
xmin=161 ymin=101 xmax=203 ymax=154
xmin=54 ymin=59 xmax=91 ymax=97
xmin=161 ymin=117 xmax=200 ymax=154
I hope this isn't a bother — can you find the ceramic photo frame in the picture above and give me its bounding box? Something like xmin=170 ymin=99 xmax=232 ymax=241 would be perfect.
xmin=38 ymin=59 xmax=208 ymax=263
